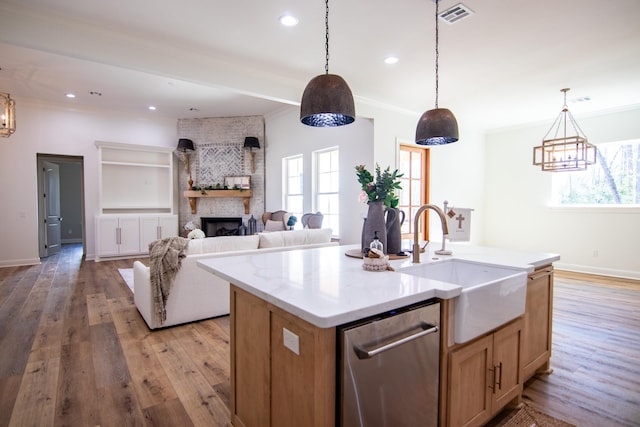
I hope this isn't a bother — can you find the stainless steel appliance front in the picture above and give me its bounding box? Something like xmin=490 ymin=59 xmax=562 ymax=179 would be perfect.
xmin=338 ymin=300 xmax=440 ymax=427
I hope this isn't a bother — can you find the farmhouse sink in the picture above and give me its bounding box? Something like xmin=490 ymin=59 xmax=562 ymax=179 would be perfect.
xmin=398 ymin=259 xmax=527 ymax=343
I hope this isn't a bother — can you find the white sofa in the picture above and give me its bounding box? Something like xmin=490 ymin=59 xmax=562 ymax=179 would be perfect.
xmin=133 ymin=228 xmax=335 ymax=329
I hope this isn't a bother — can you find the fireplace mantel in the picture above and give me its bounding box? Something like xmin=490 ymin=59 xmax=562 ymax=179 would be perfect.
xmin=184 ymin=190 xmax=253 ymax=214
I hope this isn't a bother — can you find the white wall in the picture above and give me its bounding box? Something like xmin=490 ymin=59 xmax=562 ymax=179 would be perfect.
xmin=484 ymin=107 xmax=640 ymax=279
xmin=264 ymin=106 xmax=374 ymax=245
xmin=265 ymin=103 xmax=488 ymax=248
xmin=359 ymin=103 xmax=488 ymax=244
xmin=0 ymin=99 xmax=176 ymax=266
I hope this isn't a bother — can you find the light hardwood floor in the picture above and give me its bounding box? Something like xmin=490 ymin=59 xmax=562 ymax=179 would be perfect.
xmin=0 ymin=244 xmax=638 ymax=427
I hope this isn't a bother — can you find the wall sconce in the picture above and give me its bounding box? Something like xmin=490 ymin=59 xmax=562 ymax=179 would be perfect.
xmin=1 ymin=92 xmax=16 ymax=138
xmin=244 ymin=137 xmax=260 ymax=173
xmin=533 ymin=88 xmax=596 ymax=171
xmin=177 ymin=138 xmax=195 ymax=189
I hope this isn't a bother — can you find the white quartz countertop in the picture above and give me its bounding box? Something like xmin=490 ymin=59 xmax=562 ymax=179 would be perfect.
xmin=197 ymin=243 xmax=559 ymax=328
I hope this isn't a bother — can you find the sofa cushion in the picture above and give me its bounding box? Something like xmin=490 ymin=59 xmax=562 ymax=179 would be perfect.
xmin=258 ymin=228 xmax=332 ymax=249
xmin=186 ymin=235 xmax=259 ymax=255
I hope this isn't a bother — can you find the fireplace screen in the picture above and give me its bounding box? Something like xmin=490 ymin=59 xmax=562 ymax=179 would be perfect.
xmin=201 ymin=217 xmax=243 ymax=237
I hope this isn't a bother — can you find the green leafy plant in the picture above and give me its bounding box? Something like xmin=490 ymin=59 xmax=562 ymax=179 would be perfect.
xmin=355 ymin=164 xmax=403 ymax=208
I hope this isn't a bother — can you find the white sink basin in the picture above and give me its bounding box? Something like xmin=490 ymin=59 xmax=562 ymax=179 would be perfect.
xmin=398 ymin=259 xmax=527 ymax=343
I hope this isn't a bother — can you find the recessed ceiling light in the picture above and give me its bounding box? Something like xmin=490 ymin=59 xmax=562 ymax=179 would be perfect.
xmin=279 ymin=14 xmax=299 ymax=27
xmin=148 ymin=106 xmax=156 ymax=111
xmin=65 ymin=93 xmax=76 ymax=98
xmin=384 ymin=56 xmax=399 ymax=64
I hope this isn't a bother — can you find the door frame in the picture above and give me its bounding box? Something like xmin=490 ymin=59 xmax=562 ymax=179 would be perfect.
xmin=36 ymin=154 xmax=86 ymax=258
xmin=396 ymin=140 xmax=431 ymax=242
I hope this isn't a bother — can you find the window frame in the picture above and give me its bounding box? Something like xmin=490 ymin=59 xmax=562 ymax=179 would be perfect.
xmin=313 ymin=147 xmax=340 ymax=237
xmin=282 ymin=154 xmax=304 ymax=221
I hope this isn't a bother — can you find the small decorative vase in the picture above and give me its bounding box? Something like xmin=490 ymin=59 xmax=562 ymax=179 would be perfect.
xmin=386 ymin=208 xmax=405 ymax=255
xmin=361 ymin=201 xmax=388 ymax=254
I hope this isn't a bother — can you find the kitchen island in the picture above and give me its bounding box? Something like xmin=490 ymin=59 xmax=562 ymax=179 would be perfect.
xmin=198 ymin=243 xmax=559 ymax=427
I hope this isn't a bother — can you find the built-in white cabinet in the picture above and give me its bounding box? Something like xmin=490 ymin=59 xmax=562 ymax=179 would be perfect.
xmin=140 ymin=215 xmax=179 ymax=252
xmin=94 ymin=141 xmax=178 ymax=261
xmin=96 ymin=141 xmax=175 ymax=214
xmin=96 ymin=215 xmax=141 ymax=258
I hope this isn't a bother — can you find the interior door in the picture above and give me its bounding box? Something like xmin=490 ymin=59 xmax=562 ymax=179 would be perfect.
xmin=398 ymin=144 xmax=430 ymax=241
xmin=43 ymin=161 xmax=62 ymax=257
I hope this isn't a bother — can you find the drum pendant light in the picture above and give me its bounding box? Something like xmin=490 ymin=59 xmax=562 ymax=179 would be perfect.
xmin=300 ymin=0 xmax=355 ymax=127
xmin=415 ymin=0 xmax=459 ymax=145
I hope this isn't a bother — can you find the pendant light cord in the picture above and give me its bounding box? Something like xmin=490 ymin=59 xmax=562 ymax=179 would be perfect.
xmin=434 ymin=0 xmax=440 ymax=108
xmin=325 ymin=0 xmax=330 ymax=74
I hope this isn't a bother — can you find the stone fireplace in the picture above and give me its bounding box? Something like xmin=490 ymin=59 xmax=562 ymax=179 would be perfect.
xmin=201 ymin=217 xmax=243 ymax=237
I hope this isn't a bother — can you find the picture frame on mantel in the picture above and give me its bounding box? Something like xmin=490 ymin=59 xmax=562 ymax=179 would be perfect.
xmin=224 ymin=175 xmax=251 ymax=190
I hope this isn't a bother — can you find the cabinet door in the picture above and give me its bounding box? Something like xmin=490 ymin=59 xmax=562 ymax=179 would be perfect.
xmin=448 ymin=335 xmax=493 ymax=427
xmin=96 ymin=216 xmax=120 ymax=257
xmin=522 ymin=267 xmax=553 ymax=380
xmin=117 ymin=216 xmax=140 ymax=255
xmin=491 ymin=319 xmax=523 ymax=412
xmin=158 ymin=215 xmax=178 ymax=239
xmin=139 ymin=217 xmax=160 ymax=252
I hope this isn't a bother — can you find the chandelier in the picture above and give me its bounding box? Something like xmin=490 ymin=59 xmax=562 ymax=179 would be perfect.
xmin=533 ymin=88 xmax=596 ymax=171
xmin=1 ymin=92 xmax=16 ymax=137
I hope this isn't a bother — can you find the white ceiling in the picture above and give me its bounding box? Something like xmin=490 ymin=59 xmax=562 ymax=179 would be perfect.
xmin=1 ymin=0 xmax=639 ymax=132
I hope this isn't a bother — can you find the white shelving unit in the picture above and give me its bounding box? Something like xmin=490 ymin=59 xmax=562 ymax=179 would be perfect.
xmin=95 ymin=141 xmax=178 ymax=261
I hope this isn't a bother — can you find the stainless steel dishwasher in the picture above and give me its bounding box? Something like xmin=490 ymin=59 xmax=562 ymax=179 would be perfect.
xmin=338 ymin=300 xmax=440 ymax=427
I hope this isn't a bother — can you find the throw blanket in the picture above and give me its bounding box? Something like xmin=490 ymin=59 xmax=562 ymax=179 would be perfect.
xmin=149 ymin=236 xmax=189 ymax=325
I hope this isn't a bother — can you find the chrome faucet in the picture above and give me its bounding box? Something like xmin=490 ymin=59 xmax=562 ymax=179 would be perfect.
xmin=413 ymin=204 xmax=452 ymax=263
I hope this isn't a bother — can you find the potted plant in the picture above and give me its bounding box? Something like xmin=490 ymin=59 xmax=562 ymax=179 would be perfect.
xmin=355 ymin=164 xmax=403 ymax=254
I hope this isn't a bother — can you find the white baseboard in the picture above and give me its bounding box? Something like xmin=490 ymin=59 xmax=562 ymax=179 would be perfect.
xmin=0 ymin=258 xmax=41 ymax=268
xmin=555 ymin=262 xmax=640 ymax=281
xmin=62 ymin=238 xmax=83 ymax=244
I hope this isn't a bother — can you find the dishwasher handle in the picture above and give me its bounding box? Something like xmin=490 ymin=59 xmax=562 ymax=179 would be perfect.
xmin=354 ymin=322 xmax=439 ymax=360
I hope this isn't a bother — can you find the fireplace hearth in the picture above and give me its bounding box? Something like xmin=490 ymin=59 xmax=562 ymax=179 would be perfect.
xmin=201 ymin=217 xmax=243 ymax=237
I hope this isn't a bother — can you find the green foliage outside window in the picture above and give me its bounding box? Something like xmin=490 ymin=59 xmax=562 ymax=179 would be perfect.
xmin=553 ymin=140 xmax=640 ymax=204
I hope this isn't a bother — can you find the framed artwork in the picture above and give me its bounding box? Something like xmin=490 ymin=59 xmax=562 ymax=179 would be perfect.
xmin=224 ymin=175 xmax=251 ymax=190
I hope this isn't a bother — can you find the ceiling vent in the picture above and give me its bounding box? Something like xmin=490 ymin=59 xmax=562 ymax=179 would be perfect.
xmin=438 ymin=3 xmax=474 ymax=24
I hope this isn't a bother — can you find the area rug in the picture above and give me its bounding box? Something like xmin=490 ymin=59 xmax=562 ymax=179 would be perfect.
xmin=498 ymin=403 xmax=575 ymax=427
xmin=118 ymin=268 xmax=134 ymax=293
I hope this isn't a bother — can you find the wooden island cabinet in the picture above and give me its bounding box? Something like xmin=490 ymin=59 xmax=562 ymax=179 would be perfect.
xmin=440 ymin=264 xmax=554 ymax=427
xmin=198 ymin=246 xmax=558 ymax=427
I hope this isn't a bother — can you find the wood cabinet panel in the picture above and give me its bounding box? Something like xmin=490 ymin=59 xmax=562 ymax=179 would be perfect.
xmin=491 ymin=319 xmax=523 ymax=409
xmin=230 ymin=286 xmax=335 ymax=427
xmin=231 ymin=288 xmax=270 ymax=427
xmin=447 ymin=318 xmax=523 ymax=427
xmin=522 ymin=266 xmax=554 ymax=380
xmin=448 ymin=335 xmax=493 ymax=427
xmin=271 ymin=309 xmax=335 ymax=427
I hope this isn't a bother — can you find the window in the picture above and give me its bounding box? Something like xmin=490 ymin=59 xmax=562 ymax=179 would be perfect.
xmin=314 ymin=148 xmax=339 ymax=236
xmin=283 ymin=155 xmax=303 ymax=220
xmin=552 ymin=139 xmax=640 ymax=205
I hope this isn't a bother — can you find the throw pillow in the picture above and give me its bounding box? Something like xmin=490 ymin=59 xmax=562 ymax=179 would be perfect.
xmin=264 ymin=219 xmax=285 ymax=232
